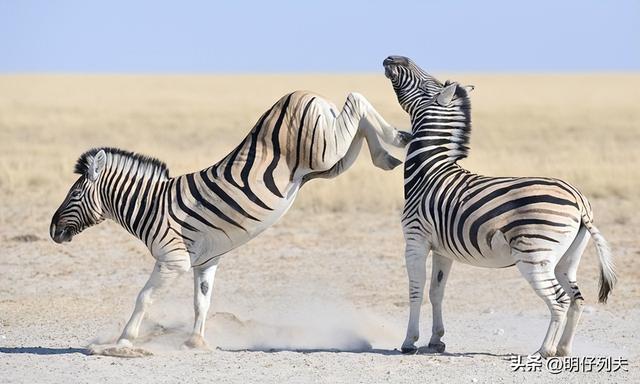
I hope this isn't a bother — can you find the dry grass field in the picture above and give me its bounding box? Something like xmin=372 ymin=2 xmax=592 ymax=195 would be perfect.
xmin=1 ymin=74 xmax=639 ymax=383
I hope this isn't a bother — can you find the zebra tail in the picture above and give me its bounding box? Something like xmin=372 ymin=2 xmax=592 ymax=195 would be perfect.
xmin=582 ymin=216 xmax=616 ymax=303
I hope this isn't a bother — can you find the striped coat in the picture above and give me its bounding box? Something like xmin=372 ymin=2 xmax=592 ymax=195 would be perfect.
xmin=383 ymin=56 xmax=615 ymax=358
xmin=51 ymin=90 xmax=409 ymax=349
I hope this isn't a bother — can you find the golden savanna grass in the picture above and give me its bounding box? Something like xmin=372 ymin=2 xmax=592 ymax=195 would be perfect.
xmin=0 ymin=74 xmax=638 ymax=218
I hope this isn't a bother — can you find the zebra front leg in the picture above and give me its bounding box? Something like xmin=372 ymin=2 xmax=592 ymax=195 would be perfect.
xmin=428 ymin=254 xmax=453 ymax=353
xmin=347 ymin=93 xmax=407 ymax=170
xmin=349 ymin=92 xmax=412 ymax=148
xmin=301 ymin=131 xmax=366 ymax=184
xmin=332 ymin=93 xmax=404 ymax=172
xmin=117 ymin=260 xmax=187 ymax=347
xmin=515 ymin=253 xmax=569 ymax=357
xmin=401 ymin=237 xmax=430 ymax=354
xmin=304 ymin=94 xmax=401 ymax=182
xmin=184 ymin=264 xmax=218 ymax=349
xmin=359 ymin=118 xmax=403 ymax=171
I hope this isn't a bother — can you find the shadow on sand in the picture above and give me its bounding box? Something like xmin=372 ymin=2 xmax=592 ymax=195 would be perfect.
xmin=1 ymin=345 xmax=515 ymax=359
xmin=0 ymin=347 xmax=90 ymax=356
xmin=219 ymin=345 xmax=515 ymax=359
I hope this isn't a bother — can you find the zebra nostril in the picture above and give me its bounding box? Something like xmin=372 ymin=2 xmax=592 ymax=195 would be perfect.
xmin=50 ymin=222 xmax=57 ymax=240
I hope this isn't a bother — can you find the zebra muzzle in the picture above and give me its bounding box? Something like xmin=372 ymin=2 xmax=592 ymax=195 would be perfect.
xmin=383 ymin=56 xmax=410 ymax=79
xmin=50 ymin=222 xmax=72 ymax=243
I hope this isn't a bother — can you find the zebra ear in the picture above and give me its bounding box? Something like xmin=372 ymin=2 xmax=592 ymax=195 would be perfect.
xmin=464 ymin=85 xmax=475 ymax=93
xmin=88 ymin=150 xmax=106 ymax=181
xmin=436 ymin=83 xmax=458 ymax=106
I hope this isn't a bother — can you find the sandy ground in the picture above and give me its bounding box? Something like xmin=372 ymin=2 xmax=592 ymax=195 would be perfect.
xmin=1 ymin=206 xmax=638 ymax=383
xmin=1 ymin=75 xmax=638 ymax=383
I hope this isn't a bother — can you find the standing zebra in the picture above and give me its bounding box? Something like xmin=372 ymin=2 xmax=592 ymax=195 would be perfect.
xmin=382 ymin=56 xmax=616 ymax=357
xmin=50 ymin=90 xmax=410 ymax=349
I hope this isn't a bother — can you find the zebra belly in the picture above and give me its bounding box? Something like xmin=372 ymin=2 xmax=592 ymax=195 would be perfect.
xmin=432 ymin=230 xmax=515 ymax=268
xmin=188 ymin=185 xmax=300 ymax=266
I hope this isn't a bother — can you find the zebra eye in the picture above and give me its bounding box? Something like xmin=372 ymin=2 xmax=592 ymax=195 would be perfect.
xmin=71 ymin=190 xmax=82 ymax=198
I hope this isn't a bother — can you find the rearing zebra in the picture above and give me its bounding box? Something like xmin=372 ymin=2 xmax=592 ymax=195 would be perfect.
xmin=382 ymin=56 xmax=616 ymax=357
xmin=50 ymin=90 xmax=410 ymax=349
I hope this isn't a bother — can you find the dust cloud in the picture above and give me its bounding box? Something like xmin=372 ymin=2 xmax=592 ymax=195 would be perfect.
xmin=86 ymin=292 xmax=404 ymax=356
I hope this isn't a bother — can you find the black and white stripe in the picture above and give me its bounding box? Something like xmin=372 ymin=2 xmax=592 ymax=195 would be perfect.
xmin=383 ymin=56 xmax=615 ymax=357
xmin=50 ymin=90 xmax=410 ymax=349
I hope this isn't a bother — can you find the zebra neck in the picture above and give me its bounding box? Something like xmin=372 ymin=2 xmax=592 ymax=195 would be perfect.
xmin=98 ymin=169 xmax=169 ymax=245
xmin=408 ymin=105 xmax=471 ymax=171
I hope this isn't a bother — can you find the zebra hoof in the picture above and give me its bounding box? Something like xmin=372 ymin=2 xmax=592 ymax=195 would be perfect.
xmin=374 ymin=153 xmax=403 ymax=170
xmin=386 ymin=155 xmax=403 ymax=170
xmin=401 ymin=345 xmax=418 ymax=354
xmin=555 ymin=346 xmax=571 ymax=357
xmin=396 ymin=131 xmax=413 ymax=146
xmin=428 ymin=342 xmax=446 ymax=353
xmin=183 ymin=334 xmax=209 ymax=350
xmin=534 ymin=347 xmax=556 ymax=358
xmin=116 ymin=338 xmax=134 ymax=348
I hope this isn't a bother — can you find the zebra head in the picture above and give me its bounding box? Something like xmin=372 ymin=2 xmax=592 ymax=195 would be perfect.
xmin=383 ymin=55 xmax=473 ymax=116
xmin=383 ymin=55 xmax=444 ymax=113
xmin=50 ymin=149 xmax=107 ymax=243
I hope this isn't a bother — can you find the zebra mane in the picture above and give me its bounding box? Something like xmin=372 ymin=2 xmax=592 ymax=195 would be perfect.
xmin=441 ymin=80 xmax=472 ymax=160
xmin=74 ymin=147 xmax=170 ymax=179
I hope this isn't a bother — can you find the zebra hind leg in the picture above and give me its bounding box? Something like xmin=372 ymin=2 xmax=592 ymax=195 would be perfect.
xmin=337 ymin=93 xmax=404 ymax=171
xmin=554 ymin=226 xmax=589 ymax=356
xmin=515 ymin=251 xmax=569 ymax=357
xmin=301 ymin=132 xmax=365 ymax=185
xmin=302 ymin=123 xmax=401 ymax=185
xmin=427 ymin=254 xmax=453 ymax=353
xmin=184 ymin=264 xmax=218 ymax=349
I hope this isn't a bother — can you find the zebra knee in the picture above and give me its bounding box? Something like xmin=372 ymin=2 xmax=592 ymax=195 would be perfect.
xmin=346 ymin=91 xmax=364 ymax=106
xmin=345 ymin=92 xmax=369 ymax=119
xmin=409 ymin=283 xmax=425 ymax=302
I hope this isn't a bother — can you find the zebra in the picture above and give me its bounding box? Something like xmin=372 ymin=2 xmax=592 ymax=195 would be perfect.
xmin=50 ymin=90 xmax=411 ymax=349
xmin=382 ymin=56 xmax=616 ymax=357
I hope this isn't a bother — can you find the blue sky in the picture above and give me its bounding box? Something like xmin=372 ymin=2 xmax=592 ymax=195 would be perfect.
xmin=0 ymin=1 xmax=638 ymax=73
